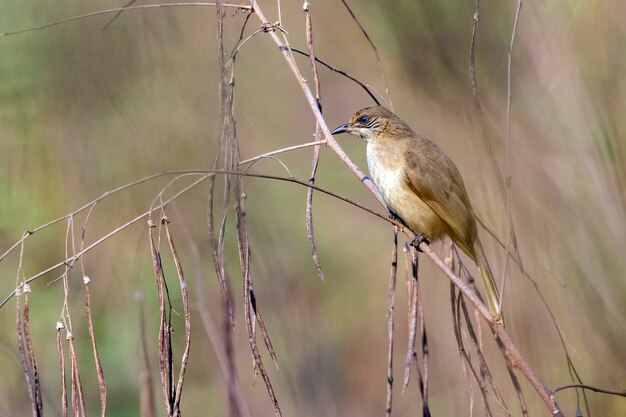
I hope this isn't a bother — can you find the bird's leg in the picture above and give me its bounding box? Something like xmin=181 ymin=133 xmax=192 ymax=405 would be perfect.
xmin=409 ymin=234 xmax=430 ymax=252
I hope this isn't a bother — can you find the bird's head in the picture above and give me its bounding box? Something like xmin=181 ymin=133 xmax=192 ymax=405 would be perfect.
xmin=332 ymin=106 xmax=396 ymax=142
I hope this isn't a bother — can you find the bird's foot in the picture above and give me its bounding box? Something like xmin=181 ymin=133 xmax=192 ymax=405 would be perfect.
xmin=409 ymin=234 xmax=430 ymax=252
xmin=387 ymin=209 xmax=400 ymax=221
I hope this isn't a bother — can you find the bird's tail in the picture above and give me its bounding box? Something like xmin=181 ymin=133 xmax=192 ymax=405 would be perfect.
xmin=473 ymin=239 xmax=502 ymax=321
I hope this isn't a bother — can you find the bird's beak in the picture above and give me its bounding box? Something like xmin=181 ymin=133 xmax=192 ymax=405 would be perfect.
xmin=332 ymin=123 xmax=350 ymax=135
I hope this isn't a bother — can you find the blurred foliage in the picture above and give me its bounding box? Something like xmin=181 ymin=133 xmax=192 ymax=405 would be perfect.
xmin=0 ymin=0 xmax=625 ymax=416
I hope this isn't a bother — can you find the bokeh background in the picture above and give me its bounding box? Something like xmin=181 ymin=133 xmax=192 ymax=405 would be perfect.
xmin=1 ymin=0 xmax=625 ymax=416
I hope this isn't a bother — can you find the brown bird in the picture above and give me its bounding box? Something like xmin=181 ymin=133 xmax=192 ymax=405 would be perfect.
xmin=332 ymin=106 xmax=501 ymax=317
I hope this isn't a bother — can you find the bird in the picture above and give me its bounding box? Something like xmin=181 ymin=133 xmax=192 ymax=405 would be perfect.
xmin=332 ymin=105 xmax=502 ymax=318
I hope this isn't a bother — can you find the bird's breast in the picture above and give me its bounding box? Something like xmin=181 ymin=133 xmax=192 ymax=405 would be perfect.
xmin=366 ymin=141 xmax=446 ymax=239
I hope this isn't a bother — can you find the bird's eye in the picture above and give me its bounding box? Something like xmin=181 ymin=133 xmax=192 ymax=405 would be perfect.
xmin=358 ymin=116 xmax=369 ymax=124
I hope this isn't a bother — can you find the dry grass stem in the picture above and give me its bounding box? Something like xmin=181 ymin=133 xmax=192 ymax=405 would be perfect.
xmin=164 ymin=219 xmax=192 ymax=416
xmin=84 ymin=279 xmax=107 ymax=417
xmin=56 ymin=322 xmax=69 ymax=417
xmin=304 ymin=3 xmax=326 ymax=281
xmin=385 ymin=228 xmax=398 ymax=417
xmin=147 ymin=219 xmax=175 ymax=416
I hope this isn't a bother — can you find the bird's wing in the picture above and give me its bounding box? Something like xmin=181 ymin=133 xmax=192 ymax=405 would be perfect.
xmin=403 ymin=143 xmax=476 ymax=254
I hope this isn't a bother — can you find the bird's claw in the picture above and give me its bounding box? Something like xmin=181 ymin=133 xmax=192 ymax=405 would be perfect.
xmin=409 ymin=234 xmax=430 ymax=252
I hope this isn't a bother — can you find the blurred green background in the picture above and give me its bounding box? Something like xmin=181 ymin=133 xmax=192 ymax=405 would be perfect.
xmin=1 ymin=0 xmax=625 ymax=416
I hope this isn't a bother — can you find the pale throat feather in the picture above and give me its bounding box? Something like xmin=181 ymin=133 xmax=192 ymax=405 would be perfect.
xmin=366 ymin=141 xmax=405 ymax=205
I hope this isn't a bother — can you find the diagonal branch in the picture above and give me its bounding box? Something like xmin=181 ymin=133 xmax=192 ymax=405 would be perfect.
xmin=246 ymin=8 xmax=564 ymax=415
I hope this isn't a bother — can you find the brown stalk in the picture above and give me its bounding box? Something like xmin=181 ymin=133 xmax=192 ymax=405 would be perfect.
xmin=70 ymin=341 xmax=79 ymax=416
xmin=147 ymin=219 xmax=174 ymax=416
xmin=163 ymin=219 xmax=192 ymax=416
xmin=16 ymin=288 xmax=43 ymax=417
xmin=304 ymin=2 xmax=326 ymax=281
xmin=248 ymin=283 xmax=279 ymax=370
xmin=402 ymin=247 xmax=417 ymax=393
xmin=68 ymin=338 xmax=88 ymax=416
xmin=237 ymin=205 xmax=282 ymax=416
xmin=495 ymin=334 xmax=528 ymax=416
xmin=84 ymin=278 xmax=107 ymax=417
xmin=56 ymin=322 xmax=69 ymax=417
xmin=385 ymin=229 xmax=398 ymax=417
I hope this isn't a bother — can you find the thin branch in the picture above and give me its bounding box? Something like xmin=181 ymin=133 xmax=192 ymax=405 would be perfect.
xmin=290 ymin=48 xmax=380 ymax=105
xmin=101 ymin=0 xmax=138 ymax=30
xmin=0 ymin=172 xmax=176 ymax=265
xmin=0 ymin=2 xmax=252 ymax=37
xmin=0 ymin=140 xmax=331 ymax=269
xmin=552 ymin=384 xmax=626 ymax=397
xmin=1 ymin=174 xmax=211 ymax=309
xmin=338 ymin=0 xmax=393 ymax=109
